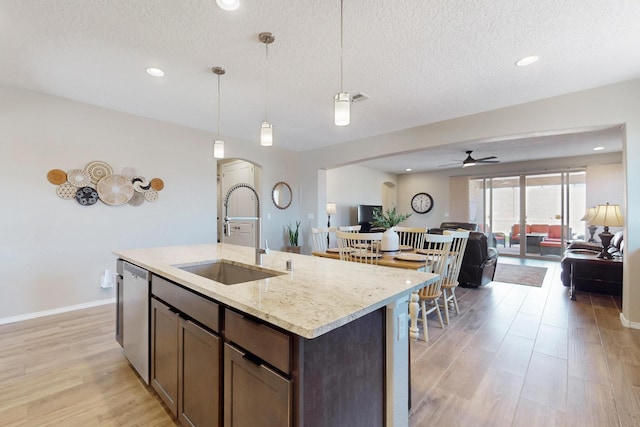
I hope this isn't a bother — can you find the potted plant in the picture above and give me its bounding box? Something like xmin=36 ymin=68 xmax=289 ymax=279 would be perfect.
xmin=285 ymin=221 xmax=301 ymax=253
xmin=371 ymin=206 xmax=412 ymax=251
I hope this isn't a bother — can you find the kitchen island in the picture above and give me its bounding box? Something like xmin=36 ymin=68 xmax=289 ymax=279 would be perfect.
xmin=115 ymin=243 xmax=438 ymax=427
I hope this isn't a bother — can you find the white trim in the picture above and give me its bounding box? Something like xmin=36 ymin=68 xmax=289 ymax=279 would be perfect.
xmin=0 ymin=298 xmax=116 ymax=325
xmin=620 ymin=312 xmax=640 ymax=329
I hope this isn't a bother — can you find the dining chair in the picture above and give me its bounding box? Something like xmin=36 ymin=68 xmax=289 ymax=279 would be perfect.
xmin=338 ymin=225 xmax=361 ymax=232
xmin=336 ymin=231 xmax=382 ymax=265
xmin=311 ymin=227 xmax=336 ymax=252
xmin=417 ymin=233 xmax=453 ymax=341
xmin=440 ymin=230 xmax=470 ymax=324
xmin=394 ymin=226 xmax=427 ymax=249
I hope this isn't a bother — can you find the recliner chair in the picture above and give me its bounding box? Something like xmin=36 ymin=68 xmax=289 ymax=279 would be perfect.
xmin=430 ymin=222 xmax=498 ymax=287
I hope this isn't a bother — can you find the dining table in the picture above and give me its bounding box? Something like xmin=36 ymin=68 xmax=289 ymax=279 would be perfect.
xmin=312 ymin=246 xmax=433 ymax=342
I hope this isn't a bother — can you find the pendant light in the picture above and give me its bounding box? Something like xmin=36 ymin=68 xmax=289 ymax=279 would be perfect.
xmin=259 ymin=32 xmax=275 ymax=147
xmin=212 ymin=66 xmax=225 ymax=159
xmin=334 ymin=0 xmax=350 ymax=126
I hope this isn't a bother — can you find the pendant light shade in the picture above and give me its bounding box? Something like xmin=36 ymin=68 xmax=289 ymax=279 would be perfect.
xmin=260 ymin=121 xmax=273 ymax=146
xmin=212 ymin=66 xmax=226 ymax=159
xmin=259 ymin=32 xmax=275 ymax=147
xmin=216 ymin=0 xmax=239 ymax=11
xmin=334 ymin=0 xmax=350 ymax=126
xmin=334 ymin=92 xmax=350 ymax=126
xmin=213 ymin=140 xmax=224 ymax=158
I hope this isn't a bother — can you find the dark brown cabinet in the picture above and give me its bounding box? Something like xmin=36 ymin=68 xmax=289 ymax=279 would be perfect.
xmin=130 ymin=270 xmax=385 ymax=427
xmin=150 ymin=298 xmax=179 ymax=415
xmin=223 ymin=343 xmax=291 ymax=427
xmin=179 ymin=318 xmax=220 ymax=426
xmin=151 ymin=275 xmax=221 ymax=426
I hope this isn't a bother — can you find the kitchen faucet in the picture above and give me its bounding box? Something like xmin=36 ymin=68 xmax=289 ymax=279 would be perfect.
xmin=223 ymin=183 xmax=269 ymax=265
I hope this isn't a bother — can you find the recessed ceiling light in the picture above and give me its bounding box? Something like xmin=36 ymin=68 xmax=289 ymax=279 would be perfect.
xmin=146 ymin=67 xmax=164 ymax=77
xmin=405 ymin=168 xmax=412 ymax=172
xmin=515 ymin=56 xmax=539 ymax=67
xmin=216 ymin=0 xmax=239 ymax=11
xmin=593 ymin=146 xmax=605 ymax=151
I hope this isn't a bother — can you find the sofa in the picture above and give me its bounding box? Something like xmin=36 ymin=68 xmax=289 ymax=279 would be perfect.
xmin=560 ymin=231 xmax=623 ymax=296
xmin=539 ymin=225 xmax=572 ymax=256
xmin=430 ymin=222 xmax=498 ymax=288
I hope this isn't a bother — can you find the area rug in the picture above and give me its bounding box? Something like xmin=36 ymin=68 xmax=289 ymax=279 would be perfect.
xmin=492 ymin=264 xmax=547 ymax=287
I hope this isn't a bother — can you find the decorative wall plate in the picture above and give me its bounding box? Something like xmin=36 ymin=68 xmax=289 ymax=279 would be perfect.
xmin=127 ymin=191 xmax=145 ymax=206
xmin=85 ymin=161 xmax=113 ymax=184
xmin=121 ymin=167 xmax=137 ymax=179
xmin=97 ymin=174 xmax=134 ymax=205
xmin=144 ymin=189 xmax=159 ymax=202
xmin=67 ymin=169 xmax=92 ymax=187
xmin=132 ymin=177 xmax=151 ymax=193
xmin=150 ymin=178 xmax=164 ymax=191
xmin=47 ymin=169 xmax=67 ymax=185
xmin=75 ymin=186 xmax=99 ymax=206
xmin=56 ymin=183 xmax=77 ymax=199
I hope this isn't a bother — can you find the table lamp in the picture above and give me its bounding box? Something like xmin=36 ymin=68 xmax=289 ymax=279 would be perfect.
xmin=326 ymin=202 xmax=337 ymax=247
xmin=589 ymin=203 xmax=624 ymax=259
xmin=580 ymin=206 xmax=598 ymax=242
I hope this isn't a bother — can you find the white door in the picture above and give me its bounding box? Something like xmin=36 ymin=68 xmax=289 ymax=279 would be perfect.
xmin=221 ymin=160 xmax=257 ymax=247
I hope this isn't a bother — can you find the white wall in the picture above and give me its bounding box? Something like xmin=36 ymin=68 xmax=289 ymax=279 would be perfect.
xmin=0 ymin=84 xmax=298 ymax=319
xmin=326 ymin=165 xmax=397 ymax=228
xmin=396 ymin=172 xmax=450 ymax=229
xmin=585 ymin=163 xmax=624 ymax=237
xmin=299 ymin=79 xmax=640 ymax=324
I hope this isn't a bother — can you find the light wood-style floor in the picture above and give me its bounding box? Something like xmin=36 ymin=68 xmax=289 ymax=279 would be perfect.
xmin=1 ymin=258 xmax=638 ymax=426
xmin=410 ymin=257 xmax=640 ymax=427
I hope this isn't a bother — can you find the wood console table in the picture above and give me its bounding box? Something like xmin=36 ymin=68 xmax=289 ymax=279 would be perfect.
xmin=563 ymin=251 xmax=623 ymax=300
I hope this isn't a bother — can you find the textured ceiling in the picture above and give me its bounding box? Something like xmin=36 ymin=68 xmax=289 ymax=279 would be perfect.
xmin=1 ymin=0 xmax=639 ymax=155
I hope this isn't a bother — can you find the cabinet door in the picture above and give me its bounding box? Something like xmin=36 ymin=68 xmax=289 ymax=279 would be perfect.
xmin=179 ymin=319 xmax=221 ymax=427
xmin=224 ymin=344 xmax=291 ymax=427
xmin=151 ymin=298 xmax=179 ymax=417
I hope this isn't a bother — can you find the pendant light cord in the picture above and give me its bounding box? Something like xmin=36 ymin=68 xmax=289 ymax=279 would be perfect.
xmin=340 ymin=0 xmax=344 ymax=92
xmin=217 ymin=73 xmax=221 ymax=140
xmin=265 ymin=41 xmax=269 ymax=121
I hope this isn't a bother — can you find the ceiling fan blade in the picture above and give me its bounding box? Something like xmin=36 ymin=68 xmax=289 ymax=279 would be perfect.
xmin=437 ymin=161 xmax=461 ymax=168
xmin=476 ymin=159 xmax=500 ymax=164
xmin=474 ymin=156 xmax=497 ymax=162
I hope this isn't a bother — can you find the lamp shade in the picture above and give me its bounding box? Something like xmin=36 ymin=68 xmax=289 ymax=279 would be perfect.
xmin=580 ymin=206 xmax=597 ymax=223
xmin=589 ymin=203 xmax=624 ymax=227
xmin=326 ymin=202 xmax=337 ymax=215
xmin=213 ymin=140 xmax=224 ymax=159
xmin=260 ymin=121 xmax=273 ymax=146
xmin=334 ymin=92 xmax=350 ymax=126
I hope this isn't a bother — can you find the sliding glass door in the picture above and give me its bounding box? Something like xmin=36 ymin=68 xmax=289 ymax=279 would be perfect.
xmin=471 ymin=171 xmax=585 ymax=259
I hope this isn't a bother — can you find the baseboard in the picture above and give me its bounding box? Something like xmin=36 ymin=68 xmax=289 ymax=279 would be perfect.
xmin=0 ymin=298 xmax=116 ymax=326
xmin=619 ymin=312 xmax=640 ymax=329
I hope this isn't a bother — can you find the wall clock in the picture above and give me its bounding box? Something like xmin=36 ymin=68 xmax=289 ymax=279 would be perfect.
xmin=411 ymin=192 xmax=434 ymax=214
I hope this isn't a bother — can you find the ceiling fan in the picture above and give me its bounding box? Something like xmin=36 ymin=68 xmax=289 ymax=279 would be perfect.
xmin=439 ymin=150 xmax=500 ymax=168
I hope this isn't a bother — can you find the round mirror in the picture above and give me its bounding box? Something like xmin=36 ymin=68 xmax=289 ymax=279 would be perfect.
xmin=272 ymin=181 xmax=292 ymax=209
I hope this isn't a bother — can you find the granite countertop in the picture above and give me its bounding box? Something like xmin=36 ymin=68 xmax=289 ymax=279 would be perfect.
xmin=114 ymin=243 xmax=438 ymax=339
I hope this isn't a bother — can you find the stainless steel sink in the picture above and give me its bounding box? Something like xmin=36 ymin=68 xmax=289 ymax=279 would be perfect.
xmin=175 ymin=260 xmax=282 ymax=285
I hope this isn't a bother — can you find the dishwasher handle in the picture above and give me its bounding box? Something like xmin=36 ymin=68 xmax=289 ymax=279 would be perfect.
xmin=123 ymin=262 xmax=149 ymax=281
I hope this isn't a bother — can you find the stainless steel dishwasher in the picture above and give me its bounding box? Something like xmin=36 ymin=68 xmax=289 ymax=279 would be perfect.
xmin=122 ymin=261 xmax=150 ymax=384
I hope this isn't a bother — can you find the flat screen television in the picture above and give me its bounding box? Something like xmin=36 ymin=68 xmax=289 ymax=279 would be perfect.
xmin=357 ymin=204 xmax=382 ymax=231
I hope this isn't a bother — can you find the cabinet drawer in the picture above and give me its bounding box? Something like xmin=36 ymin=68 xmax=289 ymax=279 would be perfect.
xmin=224 ymin=309 xmax=291 ymax=374
xmin=152 ymin=275 xmax=219 ymax=332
